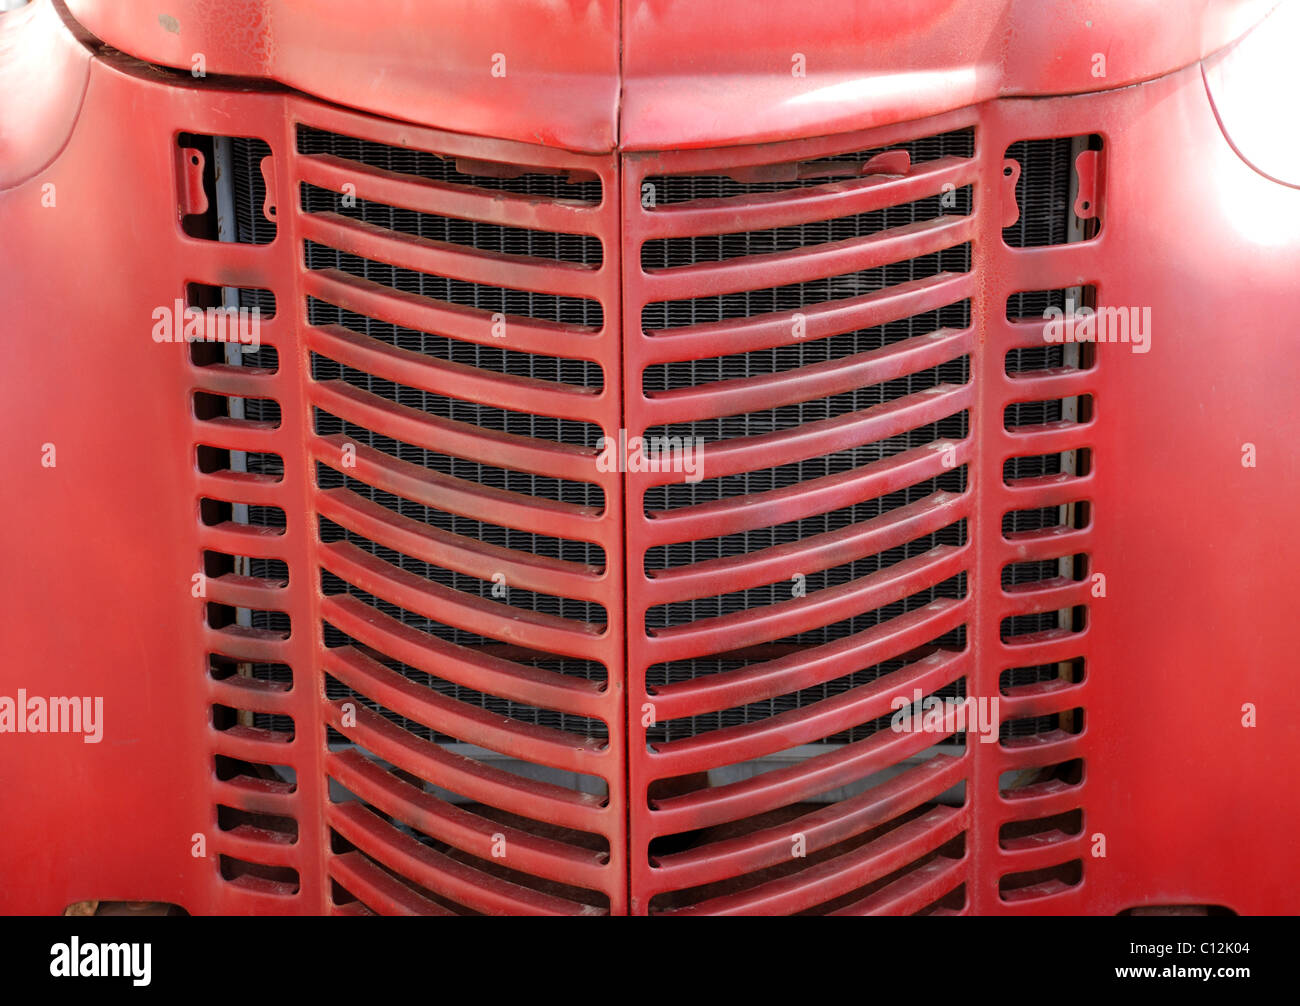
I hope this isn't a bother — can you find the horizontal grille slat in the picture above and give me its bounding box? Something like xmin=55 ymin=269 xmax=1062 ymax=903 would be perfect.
xmin=642 ymin=186 xmax=971 ymax=267
xmin=302 ymin=182 xmax=603 ymax=265
xmin=306 ymin=241 xmax=604 ymax=327
xmin=321 ymin=517 xmax=607 ymax=623
xmin=643 ymin=230 xmax=971 ymax=328
xmin=297 ymin=125 xmax=603 ymax=202
xmin=317 ymin=469 xmax=603 ymax=565
xmin=320 ymin=546 xmax=609 ymax=660
xmin=642 ymin=127 xmax=974 ymax=203
xmin=328 ymin=802 xmax=603 ymax=916
xmin=659 ymin=804 xmax=965 ymax=917
xmin=307 ymin=296 xmax=603 ymax=389
xmin=327 ymin=701 xmax=607 ymax=820
xmin=323 ymin=646 xmax=607 ymax=768
xmin=645 ymin=358 xmax=969 ymax=443
xmin=650 ymin=752 xmax=964 ymax=886
xmin=311 ymin=352 xmax=601 ymax=447
xmin=313 ymin=411 xmax=603 ymax=503
xmin=645 ymin=412 xmax=968 ymax=512
xmin=652 ymin=650 xmax=969 ymax=773
xmin=648 ymin=718 xmax=958 ymax=835
xmin=644 ymin=301 xmax=970 ymax=392
xmin=328 ymin=749 xmax=609 ymax=885
xmin=647 ymin=525 xmax=966 ymax=630
xmin=649 ymin=597 xmax=969 ymax=723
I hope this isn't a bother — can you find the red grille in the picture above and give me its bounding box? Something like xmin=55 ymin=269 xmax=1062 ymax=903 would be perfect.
xmin=622 ymin=110 xmax=982 ymax=914
xmin=203 ymin=99 xmax=1098 ymax=916
xmin=290 ymin=106 xmax=627 ymax=915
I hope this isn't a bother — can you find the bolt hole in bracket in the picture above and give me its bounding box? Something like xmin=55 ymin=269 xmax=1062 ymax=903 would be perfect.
xmin=1073 ymin=147 xmax=1101 ymax=224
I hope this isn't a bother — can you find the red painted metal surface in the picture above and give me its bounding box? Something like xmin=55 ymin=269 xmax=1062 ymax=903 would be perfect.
xmin=62 ymin=0 xmax=1277 ymax=152
xmin=1 ymin=0 xmax=1299 ymax=914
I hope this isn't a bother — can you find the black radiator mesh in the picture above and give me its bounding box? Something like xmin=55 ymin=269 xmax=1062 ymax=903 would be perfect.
xmin=1002 ymin=138 xmax=1074 ymax=248
xmin=230 ymin=137 xmax=276 ymax=245
xmin=643 ymin=245 xmax=970 ymax=330
xmin=642 ymin=187 xmax=971 ymax=268
xmin=307 ymin=297 xmax=603 ymax=389
xmin=643 ymin=127 xmax=974 ymax=203
xmin=296 ymin=125 xmax=603 ymax=202
xmin=304 ymin=241 xmax=603 ymax=327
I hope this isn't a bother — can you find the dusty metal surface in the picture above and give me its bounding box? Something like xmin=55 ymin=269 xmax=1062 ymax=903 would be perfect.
xmin=1 ymin=0 xmax=1298 ymax=914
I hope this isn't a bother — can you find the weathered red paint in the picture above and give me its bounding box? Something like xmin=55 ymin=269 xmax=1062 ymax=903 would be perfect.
xmin=61 ymin=0 xmax=1277 ymax=151
xmin=1 ymin=0 xmax=1297 ymax=914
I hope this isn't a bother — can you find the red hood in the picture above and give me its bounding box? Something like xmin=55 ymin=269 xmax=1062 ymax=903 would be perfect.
xmin=57 ymin=0 xmax=1278 ymax=151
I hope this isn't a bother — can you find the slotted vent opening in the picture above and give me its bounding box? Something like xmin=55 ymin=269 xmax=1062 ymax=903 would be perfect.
xmin=317 ymin=465 xmax=605 ymax=567
xmin=645 ymin=470 xmax=966 ymax=572
xmin=306 ymin=297 xmax=603 ymax=389
xmin=643 ymin=300 xmax=970 ymax=392
xmin=645 ymin=357 xmax=969 ymax=444
xmin=311 ymin=353 xmax=602 ymax=447
xmin=300 ymin=182 xmax=602 ymax=265
xmin=305 ymin=241 xmax=604 ymax=328
xmin=1004 ymin=398 xmax=1064 ymax=429
xmin=209 ymin=652 xmax=294 ymax=735
xmin=313 ymin=410 xmax=605 ymax=509
xmin=230 ymin=137 xmax=277 ymax=244
xmin=645 ymin=412 xmax=968 ymax=513
xmin=643 ymin=245 xmax=970 ymax=331
xmin=1001 ymin=605 xmax=1086 ymax=646
xmin=1000 ymin=657 xmax=1085 ymax=696
xmin=646 ymin=521 xmax=966 ymax=631
xmin=1000 ymin=707 xmax=1084 ymax=746
xmin=1002 ymin=138 xmax=1076 ymax=248
xmin=642 ymin=187 xmax=971 ymax=268
xmin=642 ymin=127 xmax=975 ymax=203
xmin=319 ymin=517 xmax=606 ymax=626
xmin=296 ymin=125 xmax=603 ymax=202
